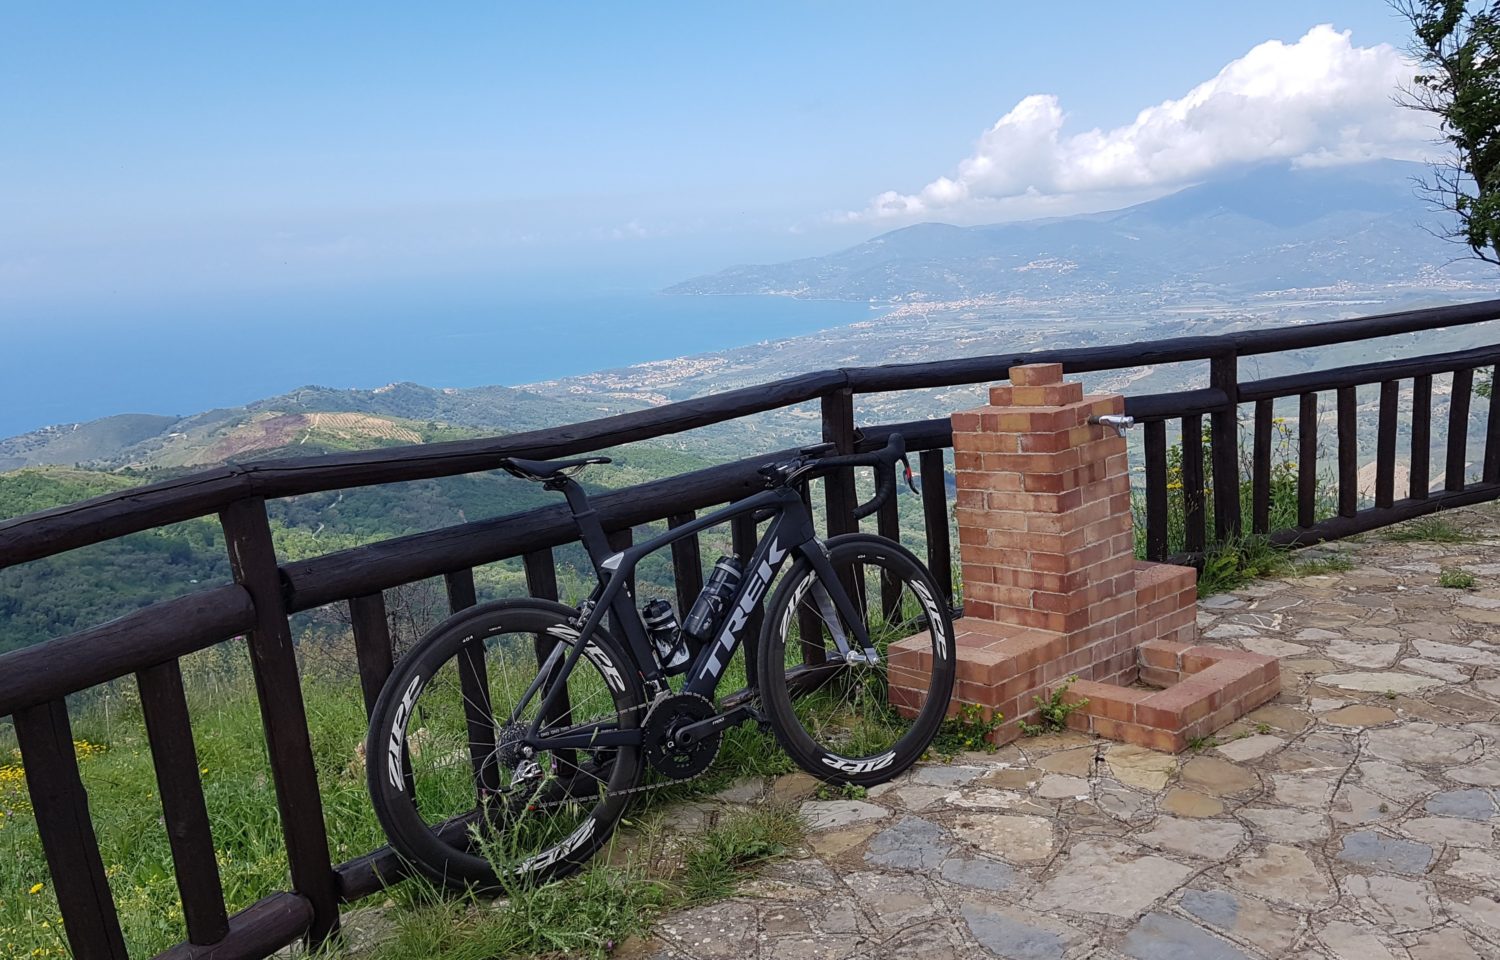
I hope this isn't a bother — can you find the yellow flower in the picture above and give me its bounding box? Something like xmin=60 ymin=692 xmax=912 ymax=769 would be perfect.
xmin=27 ymin=883 xmax=42 ymax=895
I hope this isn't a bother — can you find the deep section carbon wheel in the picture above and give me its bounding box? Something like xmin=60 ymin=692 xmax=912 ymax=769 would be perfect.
xmin=366 ymin=599 xmax=644 ymax=889
xmin=756 ymin=533 xmax=956 ymax=786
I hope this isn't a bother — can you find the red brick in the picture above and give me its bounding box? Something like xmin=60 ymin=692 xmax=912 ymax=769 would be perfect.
xmin=1009 ymin=362 xmax=1064 ymax=386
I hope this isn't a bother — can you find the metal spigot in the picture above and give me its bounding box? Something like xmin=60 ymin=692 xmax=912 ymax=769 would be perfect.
xmin=1089 ymin=414 xmax=1135 ymax=437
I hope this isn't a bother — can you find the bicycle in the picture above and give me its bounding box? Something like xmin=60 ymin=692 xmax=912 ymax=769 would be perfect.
xmin=364 ymin=433 xmax=957 ymax=889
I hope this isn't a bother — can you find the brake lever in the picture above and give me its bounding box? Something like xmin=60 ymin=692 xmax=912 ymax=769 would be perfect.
xmin=900 ymin=455 xmax=918 ymax=494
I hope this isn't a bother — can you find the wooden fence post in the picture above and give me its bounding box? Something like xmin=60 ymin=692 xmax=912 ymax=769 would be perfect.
xmin=219 ymin=497 xmax=340 ymax=947
xmin=1209 ymin=350 xmax=1243 ymax=539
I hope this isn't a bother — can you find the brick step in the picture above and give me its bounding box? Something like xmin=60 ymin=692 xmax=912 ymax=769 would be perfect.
xmin=1061 ymin=644 xmax=1281 ymax=752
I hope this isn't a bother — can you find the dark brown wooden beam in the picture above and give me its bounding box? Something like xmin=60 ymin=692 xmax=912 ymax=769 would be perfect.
xmin=1144 ymin=420 xmax=1169 ymax=561
xmin=0 ymin=584 xmax=254 ymax=718
xmin=1375 ymin=380 xmax=1399 ymax=509
xmin=1298 ymin=392 xmax=1319 ymax=528
xmin=153 ymin=892 xmax=312 ymax=960
xmin=1251 ymin=400 xmax=1273 ymax=535
xmin=1411 ymin=374 xmax=1433 ymax=499
xmin=219 ymin=497 xmax=340 ymax=947
xmin=1448 ymin=367 xmax=1475 ymax=492
xmin=1209 ymin=351 xmax=1242 ymax=539
xmin=348 ymin=593 xmax=393 ymax=718
xmin=821 ymin=388 xmax=859 ymax=538
xmin=1181 ymin=415 xmax=1207 ymax=553
xmin=1238 ymin=342 xmax=1500 ymax=402
xmin=523 ymin=548 xmax=561 ymax=602
xmin=1337 ymin=386 xmax=1359 ymax=518
xmin=137 ymin=660 xmax=230 ymax=946
xmin=1486 ymin=367 xmax=1500 ymax=485
xmin=918 ymin=449 xmax=954 ymax=612
xmin=1272 ymin=482 xmax=1500 ymax=548
xmin=14 ymin=699 xmax=128 ymax=960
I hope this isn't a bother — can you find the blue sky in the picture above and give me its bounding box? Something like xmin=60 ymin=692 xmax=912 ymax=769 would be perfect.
xmin=0 ymin=2 xmax=1424 ymax=319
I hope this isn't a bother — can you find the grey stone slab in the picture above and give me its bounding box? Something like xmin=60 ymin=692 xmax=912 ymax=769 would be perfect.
xmin=1339 ymin=874 xmax=1435 ymax=929
xmin=864 ymin=816 xmax=954 ymax=871
xmin=1178 ymin=889 xmax=1238 ymax=929
xmin=910 ymin=764 xmax=988 ymax=787
xmin=961 ymin=902 xmax=1080 ymax=960
xmin=1029 ymin=840 xmax=1193 ymax=918
xmin=952 ymin=812 xmax=1056 ymax=862
xmin=1400 ymin=816 xmax=1494 ymax=847
xmin=800 ymin=799 xmax=889 ymax=831
xmin=1136 ymin=816 xmax=1245 ymax=859
xmin=1225 ymin=843 xmax=1334 ymax=906
xmin=1239 ymin=807 xmax=1330 ymax=843
xmin=845 ymin=871 xmax=941 ymax=932
xmin=1366 ymin=723 xmax=1483 ymax=766
xmin=1335 ymin=830 xmax=1434 ymax=876
xmin=938 ymin=855 xmax=1016 ymax=892
xmin=1120 ymin=913 xmax=1251 ymax=960
xmin=1424 ymin=788 xmax=1497 ymax=820
xmin=1315 ymin=918 xmax=1402 ymax=960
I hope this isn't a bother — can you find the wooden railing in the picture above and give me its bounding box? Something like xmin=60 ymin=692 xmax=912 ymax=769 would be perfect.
xmin=2 ymin=298 xmax=1499 ymax=958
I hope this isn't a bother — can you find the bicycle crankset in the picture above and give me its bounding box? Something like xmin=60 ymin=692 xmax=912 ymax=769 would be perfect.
xmin=643 ymin=693 xmax=721 ymax=779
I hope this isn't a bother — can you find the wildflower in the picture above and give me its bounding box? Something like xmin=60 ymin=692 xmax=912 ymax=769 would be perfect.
xmin=27 ymin=883 xmax=42 ymax=895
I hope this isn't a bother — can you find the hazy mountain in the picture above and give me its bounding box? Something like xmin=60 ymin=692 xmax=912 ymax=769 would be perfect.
xmin=666 ymin=161 xmax=1482 ymax=301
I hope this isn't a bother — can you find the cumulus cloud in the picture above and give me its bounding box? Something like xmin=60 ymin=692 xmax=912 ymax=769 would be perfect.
xmin=852 ymin=25 xmax=1438 ymax=221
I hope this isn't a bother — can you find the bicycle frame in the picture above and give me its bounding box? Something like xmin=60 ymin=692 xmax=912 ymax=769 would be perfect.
xmin=517 ymin=479 xmax=875 ymax=752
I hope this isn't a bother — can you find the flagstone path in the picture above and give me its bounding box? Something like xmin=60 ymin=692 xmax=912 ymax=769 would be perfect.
xmin=619 ymin=503 xmax=1500 ymax=960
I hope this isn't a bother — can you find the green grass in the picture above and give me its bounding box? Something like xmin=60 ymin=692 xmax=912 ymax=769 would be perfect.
xmin=0 ymin=633 xmax=805 ymax=960
xmin=1017 ymin=676 xmax=1085 ymax=737
xmin=927 ymin=703 xmax=1005 ymax=759
xmin=1384 ymin=515 xmax=1476 ymax=544
xmin=1290 ymin=553 xmax=1356 ymax=577
xmin=353 ymin=803 xmax=801 ymax=960
xmin=1439 ymin=567 xmax=1477 ymax=589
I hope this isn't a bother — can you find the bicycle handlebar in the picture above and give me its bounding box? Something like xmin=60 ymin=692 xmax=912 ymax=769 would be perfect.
xmin=767 ymin=434 xmax=915 ymax=521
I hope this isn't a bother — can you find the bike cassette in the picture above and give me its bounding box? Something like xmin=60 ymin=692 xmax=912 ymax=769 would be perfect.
xmin=642 ymin=692 xmax=720 ymax=779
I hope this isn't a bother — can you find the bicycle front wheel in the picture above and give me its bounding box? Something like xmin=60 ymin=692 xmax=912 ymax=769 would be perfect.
xmin=366 ymin=599 xmax=644 ymax=889
xmin=756 ymin=533 xmax=956 ymax=785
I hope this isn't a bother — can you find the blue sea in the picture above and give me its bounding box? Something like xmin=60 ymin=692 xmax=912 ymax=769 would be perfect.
xmin=1 ymin=292 xmax=873 ymax=438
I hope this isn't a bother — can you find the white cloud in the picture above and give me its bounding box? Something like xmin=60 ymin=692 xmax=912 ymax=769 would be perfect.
xmin=851 ymin=25 xmax=1439 ymax=221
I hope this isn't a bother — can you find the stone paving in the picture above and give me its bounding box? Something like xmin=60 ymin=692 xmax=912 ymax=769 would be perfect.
xmin=620 ymin=504 xmax=1500 ymax=960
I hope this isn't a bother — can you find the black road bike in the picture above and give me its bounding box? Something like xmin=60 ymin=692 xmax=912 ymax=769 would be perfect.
xmin=365 ymin=434 xmax=957 ymax=888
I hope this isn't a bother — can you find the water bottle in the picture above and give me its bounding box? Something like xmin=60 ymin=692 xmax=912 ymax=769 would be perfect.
xmin=682 ymin=556 xmax=744 ymax=642
xmin=642 ymin=598 xmax=690 ymax=672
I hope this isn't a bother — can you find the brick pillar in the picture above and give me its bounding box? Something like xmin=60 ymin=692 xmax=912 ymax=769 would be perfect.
xmin=951 ymin=363 xmax=1139 ymax=677
xmin=889 ymin=362 xmax=1278 ymax=750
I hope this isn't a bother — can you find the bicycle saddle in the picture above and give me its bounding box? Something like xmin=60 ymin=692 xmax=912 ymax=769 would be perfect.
xmin=499 ymin=455 xmax=611 ymax=481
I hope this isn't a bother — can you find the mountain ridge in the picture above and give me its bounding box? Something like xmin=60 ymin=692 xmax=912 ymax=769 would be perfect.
xmin=666 ymin=161 xmax=1473 ymax=302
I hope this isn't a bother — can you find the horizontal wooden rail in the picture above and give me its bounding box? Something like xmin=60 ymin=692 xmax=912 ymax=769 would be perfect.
xmin=0 ymin=584 xmax=255 ymax=717
xmin=4 ymin=298 xmax=1498 ymax=570
xmin=153 ymin=893 xmax=312 ymax=960
xmin=1124 ymin=388 xmax=1228 ymax=422
xmin=1238 ymin=343 xmax=1500 ymax=402
xmin=1271 ymin=482 xmax=1500 ymax=547
xmin=282 ymin=418 xmax=949 ymax=611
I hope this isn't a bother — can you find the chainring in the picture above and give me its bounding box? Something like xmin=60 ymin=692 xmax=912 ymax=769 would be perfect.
xmin=642 ymin=692 xmax=721 ymax=780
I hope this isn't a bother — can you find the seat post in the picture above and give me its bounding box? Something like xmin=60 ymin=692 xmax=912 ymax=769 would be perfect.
xmin=552 ymin=476 xmax=616 ymax=572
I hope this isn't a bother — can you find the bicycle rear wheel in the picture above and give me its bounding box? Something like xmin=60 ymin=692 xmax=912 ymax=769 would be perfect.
xmin=756 ymin=533 xmax=956 ymax=785
xmin=366 ymin=599 xmax=644 ymax=889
